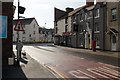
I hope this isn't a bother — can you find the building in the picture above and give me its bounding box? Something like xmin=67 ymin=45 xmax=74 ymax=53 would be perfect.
xmin=54 ymin=8 xmax=68 ymax=45
xmin=105 ymin=1 xmax=120 ymax=51
xmin=39 ymin=28 xmax=54 ymax=43
xmin=13 ymin=18 xmax=40 ymax=43
xmin=54 ymin=0 xmax=120 ymax=51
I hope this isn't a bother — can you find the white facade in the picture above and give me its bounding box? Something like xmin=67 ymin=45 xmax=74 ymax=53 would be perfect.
xmin=57 ymin=18 xmax=65 ymax=36
xmin=13 ymin=18 xmax=39 ymax=42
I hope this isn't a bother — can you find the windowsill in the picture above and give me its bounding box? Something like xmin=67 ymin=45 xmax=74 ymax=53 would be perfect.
xmin=94 ymin=31 xmax=100 ymax=33
xmin=111 ymin=19 xmax=117 ymax=22
xmin=79 ymin=32 xmax=83 ymax=34
xmin=80 ymin=20 xmax=83 ymax=22
xmin=87 ymin=17 xmax=92 ymax=19
xmin=95 ymin=16 xmax=99 ymax=18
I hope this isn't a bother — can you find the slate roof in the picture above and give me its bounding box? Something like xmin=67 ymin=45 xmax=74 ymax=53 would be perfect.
xmin=13 ymin=18 xmax=35 ymax=25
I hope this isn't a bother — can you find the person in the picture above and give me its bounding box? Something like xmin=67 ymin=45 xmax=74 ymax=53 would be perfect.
xmin=16 ymin=40 xmax=23 ymax=59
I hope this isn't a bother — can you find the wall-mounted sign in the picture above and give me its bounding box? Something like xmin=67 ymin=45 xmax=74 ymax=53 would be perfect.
xmin=0 ymin=16 xmax=7 ymax=38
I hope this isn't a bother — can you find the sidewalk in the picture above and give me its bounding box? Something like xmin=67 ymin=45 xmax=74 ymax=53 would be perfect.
xmin=55 ymin=45 xmax=120 ymax=59
xmin=2 ymin=50 xmax=59 ymax=80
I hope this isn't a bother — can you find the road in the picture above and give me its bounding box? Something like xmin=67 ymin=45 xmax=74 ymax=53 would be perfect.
xmin=15 ymin=43 xmax=120 ymax=80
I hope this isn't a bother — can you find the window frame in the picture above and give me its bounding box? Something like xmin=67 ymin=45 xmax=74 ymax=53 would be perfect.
xmin=111 ymin=8 xmax=117 ymax=21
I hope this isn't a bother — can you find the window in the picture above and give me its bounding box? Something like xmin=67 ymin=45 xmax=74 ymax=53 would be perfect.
xmin=95 ymin=37 xmax=100 ymax=48
xmin=111 ymin=8 xmax=117 ymax=20
xmin=95 ymin=23 xmax=100 ymax=32
xmin=80 ymin=25 xmax=83 ymax=33
xmin=73 ymin=16 xmax=76 ymax=23
xmin=87 ymin=11 xmax=92 ymax=19
xmin=80 ymin=14 xmax=84 ymax=21
xmin=65 ymin=17 xmax=68 ymax=24
xmin=65 ymin=25 xmax=68 ymax=32
xmin=29 ymin=34 xmax=31 ymax=37
xmin=95 ymin=9 xmax=99 ymax=18
xmin=23 ymin=31 xmax=25 ymax=34
xmin=55 ymin=27 xmax=58 ymax=34
xmin=34 ymin=24 xmax=35 ymax=28
xmin=33 ymin=31 xmax=35 ymax=34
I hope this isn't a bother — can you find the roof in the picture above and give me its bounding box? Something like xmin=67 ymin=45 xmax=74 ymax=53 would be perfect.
xmin=68 ymin=5 xmax=86 ymax=16
xmin=13 ymin=18 xmax=35 ymax=25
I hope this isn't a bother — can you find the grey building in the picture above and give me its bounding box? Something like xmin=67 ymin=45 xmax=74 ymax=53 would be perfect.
xmin=71 ymin=2 xmax=107 ymax=50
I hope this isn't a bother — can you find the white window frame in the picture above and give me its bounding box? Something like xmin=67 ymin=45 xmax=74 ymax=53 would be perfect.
xmin=111 ymin=8 xmax=117 ymax=20
xmin=95 ymin=9 xmax=100 ymax=18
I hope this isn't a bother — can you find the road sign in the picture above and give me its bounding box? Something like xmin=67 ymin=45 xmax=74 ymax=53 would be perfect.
xmin=14 ymin=20 xmax=24 ymax=31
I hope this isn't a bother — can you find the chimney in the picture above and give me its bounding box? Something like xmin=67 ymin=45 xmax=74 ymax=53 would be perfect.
xmin=66 ymin=7 xmax=74 ymax=13
xmin=86 ymin=0 xmax=94 ymax=7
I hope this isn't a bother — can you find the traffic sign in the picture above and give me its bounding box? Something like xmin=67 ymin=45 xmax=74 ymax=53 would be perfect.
xmin=14 ymin=20 xmax=24 ymax=31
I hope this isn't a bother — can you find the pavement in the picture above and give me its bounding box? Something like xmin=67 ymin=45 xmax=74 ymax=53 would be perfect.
xmin=2 ymin=50 xmax=60 ymax=80
xmin=55 ymin=45 xmax=120 ymax=59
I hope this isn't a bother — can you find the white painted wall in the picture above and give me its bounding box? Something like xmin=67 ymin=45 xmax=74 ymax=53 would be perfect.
xmin=13 ymin=19 xmax=39 ymax=42
xmin=57 ymin=19 xmax=65 ymax=35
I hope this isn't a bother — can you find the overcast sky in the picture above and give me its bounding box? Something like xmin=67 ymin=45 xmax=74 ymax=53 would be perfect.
xmin=13 ymin=0 xmax=86 ymax=29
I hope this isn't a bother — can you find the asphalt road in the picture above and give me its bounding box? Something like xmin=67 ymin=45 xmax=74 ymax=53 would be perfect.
xmin=21 ymin=43 xmax=120 ymax=79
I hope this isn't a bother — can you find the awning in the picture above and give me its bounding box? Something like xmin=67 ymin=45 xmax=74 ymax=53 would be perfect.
xmin=110 ymin=28 xmax=119 ymax=34
xmin=106 ymin=28 xmax=119 ymax=35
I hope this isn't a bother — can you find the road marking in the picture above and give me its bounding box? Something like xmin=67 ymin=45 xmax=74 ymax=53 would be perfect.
xmin=45 ymin=66 xmax=69 ymax=80
xmin=69 ymin=71 xmax=90 ymax=79
xmin=98 ymin=62 xmax=120 ymax=68
xmin=77 ymin=70 xmax=96 ymax=79
xmin=98 ymin=67 xmax=119 ymax=78
xmin=93 ymin=67 xmax=118 ymax=79
xmin=87 ymin=69 xmax=110 ymax=79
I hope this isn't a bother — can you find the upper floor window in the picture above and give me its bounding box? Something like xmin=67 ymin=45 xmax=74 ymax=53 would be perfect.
xmin=111 ymin=8 xmax=117 ymax=20
xmin=95 ymin=9 xmax=99 ymax=18
xmin=87 ymin=11 xmax=92 ymax=19
xmin=73 ymin=16 xmax=76 ymax=23
xmin=55 ymin=27 xmax=58 ymax=34
xmin=80 ymin=14 xmax=84 ymax=21
xmin=34 ymin=24 xmax=35 ymax=28
xmin=95 ymin=23 xmax=100 ymax=32
xmin=65 ymin=25 xmax=68 ymax=32
xmin=65 ymin=17 xmax=68 ymax=24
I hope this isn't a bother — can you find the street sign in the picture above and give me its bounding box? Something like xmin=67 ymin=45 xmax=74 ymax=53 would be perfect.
xmin=14 ymin=20 xmax=24 ymax=31
xmin=0 ymin=16 xmax=7 ymax=38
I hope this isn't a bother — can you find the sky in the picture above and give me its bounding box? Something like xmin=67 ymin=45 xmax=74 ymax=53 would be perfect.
xmin=13 ymin=0 xmax=86 ymax=29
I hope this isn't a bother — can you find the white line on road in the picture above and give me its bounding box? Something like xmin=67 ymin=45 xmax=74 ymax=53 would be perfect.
xmin=69 ymin=71 xmax=90 ymax=79
xmin=77 ymin=70 xmax=96 ymax=79
xmin=87 ymin=69 xmax=110 ymax=79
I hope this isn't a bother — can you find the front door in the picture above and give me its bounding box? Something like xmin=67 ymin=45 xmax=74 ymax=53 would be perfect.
xmin=111 ymin=35 xmax=117 ymax=51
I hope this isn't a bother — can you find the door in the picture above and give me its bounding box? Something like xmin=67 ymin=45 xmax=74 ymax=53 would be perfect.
xmin=111 ymin=35 xmax=117 ymax=51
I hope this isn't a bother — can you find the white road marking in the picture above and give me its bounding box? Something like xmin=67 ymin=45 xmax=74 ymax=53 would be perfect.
xmin=77 ymin=70 xmax=96 ymax=79
xmin=98 ymin=62 xmax=120 ymax=68
xmin=99 ymin=67 xmax=119 ymax=77
xmin=69 ymin=71 xmax=90 ymax=79
xmin=94 ymin=67 xmax=119 ymax=79
xmin=87 ymin=69 xmax=110 ymax=79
